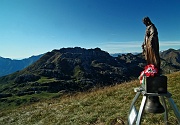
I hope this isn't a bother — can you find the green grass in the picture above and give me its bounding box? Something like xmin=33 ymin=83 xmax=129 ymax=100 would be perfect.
xmin=37 ymin=77 xmax=57 ymax=83
xmin=0 ymin=92 xmax=61 ymax=111
xmin=0 ymin=72 xmax=179 ymax=125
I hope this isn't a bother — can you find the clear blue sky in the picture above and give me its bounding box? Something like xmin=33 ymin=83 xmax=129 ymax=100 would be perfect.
xmin=0 ymin=0 xmax=179 ymax=59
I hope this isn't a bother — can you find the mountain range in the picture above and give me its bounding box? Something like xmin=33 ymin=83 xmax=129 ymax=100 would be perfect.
xmin=0 ymin=48 xmax=179 ymax=77
xmin=0 ymin=47 xmax=179 ymax=98
xmin=0 ymin=55 xmax=43 ymax=77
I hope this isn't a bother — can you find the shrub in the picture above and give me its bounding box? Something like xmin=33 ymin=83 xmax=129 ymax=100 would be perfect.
xmin=14 ymin=74 xmax=40 ymax=83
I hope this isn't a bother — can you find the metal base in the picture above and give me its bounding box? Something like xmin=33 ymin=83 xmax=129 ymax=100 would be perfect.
xmin=128 ymin=87 xmax=180 ymax=125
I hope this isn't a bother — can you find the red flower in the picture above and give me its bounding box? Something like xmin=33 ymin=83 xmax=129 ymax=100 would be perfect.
xmin=144 ymin=64 xmax=158 ymax=77
xmin=139 ymin=64 xmax=158 ymax=84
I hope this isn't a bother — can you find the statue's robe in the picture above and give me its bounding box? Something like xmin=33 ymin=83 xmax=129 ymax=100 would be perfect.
xmin=143 ymin=24 xmax=160 ymax=70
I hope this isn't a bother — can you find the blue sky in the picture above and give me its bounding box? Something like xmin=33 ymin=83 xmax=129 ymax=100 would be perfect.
xmin=0 ymin=0 xmax=179 ymax=59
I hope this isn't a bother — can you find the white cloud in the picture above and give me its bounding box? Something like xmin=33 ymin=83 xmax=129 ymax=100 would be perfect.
xmin=102 ymin=41 xmax=141 ymax=48
xmin=159 ymin=41 xmax=180 ymax=46
xmin=99 ymin=41 xmax=180 ymax=53
xmin=99 ymin=41 xmax=142 ymax=53
xmin=159 ymin=41 xmax=180 ymax=51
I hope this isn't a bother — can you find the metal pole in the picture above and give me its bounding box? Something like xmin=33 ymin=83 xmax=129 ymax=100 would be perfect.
xmin=136 ymin=96 xmax=147 ymax=125
xmin=167 ymin=97 xmax=180 ymax=124
xmin=129 ymin=92 xmax=141 ymax=112
xmin=161 ymin=96 xmax=168 ymax=125
xmin=128 ymin=92 xmax=141 ymax=125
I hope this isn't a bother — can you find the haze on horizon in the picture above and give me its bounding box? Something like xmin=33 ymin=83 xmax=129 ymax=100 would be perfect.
xmin=0 ymin=0 xmax=179 ymax=59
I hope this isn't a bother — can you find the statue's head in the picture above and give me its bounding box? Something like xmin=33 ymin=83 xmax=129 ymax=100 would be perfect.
xmin=143 ymin=16 xmax=152 ymax=26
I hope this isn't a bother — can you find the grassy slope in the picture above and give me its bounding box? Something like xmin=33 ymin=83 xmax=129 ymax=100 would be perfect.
xmin=0 ymin=72 xmax=179 ymax=125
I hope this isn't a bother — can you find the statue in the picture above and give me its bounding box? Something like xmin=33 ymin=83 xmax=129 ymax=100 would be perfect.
xmin=141 ymin=17 xmax=165 ymax=114
xmin=127 ymin=17 xmax=180 ymax=123
xmin=142 ymin=17 xmax=160 ymax=71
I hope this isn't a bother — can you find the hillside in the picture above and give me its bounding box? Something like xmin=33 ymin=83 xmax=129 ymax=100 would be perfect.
xmin=0 ymin=47 xmax=179 ymax=99
xmin=160 ymin=49 xmax=180 ymax=68
xmin=0 ymin=47 xmax=130 ymax=96
xmin=0 ymin=71 xmax=179 ymax=125
xmin=0 ymin=55 xmax=42 ymax=77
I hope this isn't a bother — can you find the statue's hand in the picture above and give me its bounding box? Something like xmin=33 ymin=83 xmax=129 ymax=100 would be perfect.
xmin=142 ymin=44 xmax=144 ymax=49
xmin=142 ymin=44 xmax=146 ymax=50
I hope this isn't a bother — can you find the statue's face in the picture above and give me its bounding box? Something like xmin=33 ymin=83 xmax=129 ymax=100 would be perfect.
xmin=143 ymin=20 xmax=149 ymax=26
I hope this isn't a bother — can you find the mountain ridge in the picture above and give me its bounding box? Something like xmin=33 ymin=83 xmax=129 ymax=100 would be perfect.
xmin=0 ymin=47 xmax=130 ymax=93
xmin=0 ymin=47 xmax=179 ymax=97
xmin=1 ymin=48 xmax=179 ymax=77
xmin=0 ymin=54 xmax=43 ymax=77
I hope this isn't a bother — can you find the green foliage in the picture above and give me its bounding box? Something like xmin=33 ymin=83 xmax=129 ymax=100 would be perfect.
xmin=0 ymin=72 xmax=180 ymax=125
xmin=37 ymin=77 xmax=57 ymax=83
xmin=73 ymin=65 xmax=84 ymax=79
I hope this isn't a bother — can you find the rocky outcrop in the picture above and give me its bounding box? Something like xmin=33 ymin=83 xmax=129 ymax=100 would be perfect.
xmin=14 ymin=74 xmax=40 ymax=84
xmin=117 ymin=53 xmax=146 ymax=78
